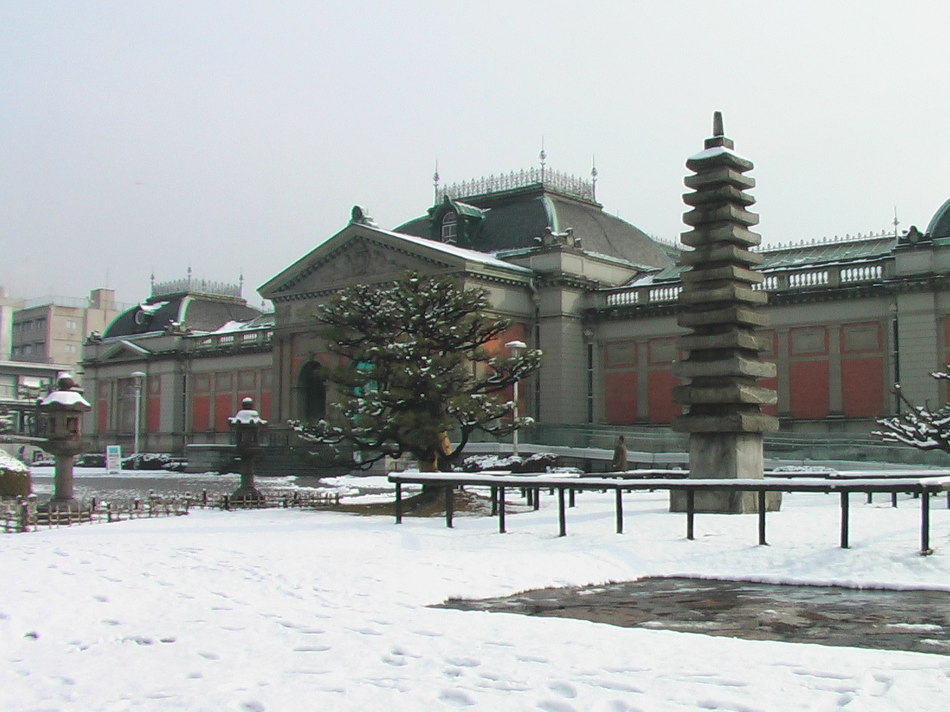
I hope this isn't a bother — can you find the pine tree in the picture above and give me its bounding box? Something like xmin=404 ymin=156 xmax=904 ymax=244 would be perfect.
xmin=291 ymin=272 xmax=541 ymax=471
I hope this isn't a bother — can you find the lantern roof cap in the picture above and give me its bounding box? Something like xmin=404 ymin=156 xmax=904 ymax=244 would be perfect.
xmin=39 ymin=388 xmax=91 ymax=412
xmin=228 ymin=397 xmax=267 ymax=425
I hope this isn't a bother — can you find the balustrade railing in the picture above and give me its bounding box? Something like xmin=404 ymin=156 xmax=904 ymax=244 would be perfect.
xmin=441 ymin=167 xmax=595 ymax=202
xmin=604 ymin=259 xmax=888 ymax=308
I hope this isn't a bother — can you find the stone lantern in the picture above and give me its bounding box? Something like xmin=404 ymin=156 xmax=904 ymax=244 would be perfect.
xmin=228 ymin=397 xmax=267 ymax=503
xmin=38 ymin=375 xmax=92 ymax=511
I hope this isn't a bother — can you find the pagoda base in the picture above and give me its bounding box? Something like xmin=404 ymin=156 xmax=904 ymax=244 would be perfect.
xmin=669 ymin=431 xmax=782 ymax=513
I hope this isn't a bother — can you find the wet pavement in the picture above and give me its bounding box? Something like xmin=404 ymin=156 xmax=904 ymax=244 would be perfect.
xmin=438 ymin=577 xmax=950 ymax=656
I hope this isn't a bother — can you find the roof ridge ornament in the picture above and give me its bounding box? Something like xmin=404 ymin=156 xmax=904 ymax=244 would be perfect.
xmin=350 ymin=205 xmax=378 ymax=227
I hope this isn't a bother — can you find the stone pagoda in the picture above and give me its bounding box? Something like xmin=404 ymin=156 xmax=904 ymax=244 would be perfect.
xmin=671 ymin=112 xmax=779 ymax=513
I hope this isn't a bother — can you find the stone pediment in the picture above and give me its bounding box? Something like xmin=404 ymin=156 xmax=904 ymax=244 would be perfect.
xmin=97 ymin=339 xmax=153 ymax=362
xmin=261 ymin=226 xmax=463 ymax=300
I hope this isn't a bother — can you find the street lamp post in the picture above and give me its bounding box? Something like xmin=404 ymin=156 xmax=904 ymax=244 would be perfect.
xmin=131 ymin=371 xmax=145 ymax=456
xmin=504 ymin=340 xmax=527 ymax=457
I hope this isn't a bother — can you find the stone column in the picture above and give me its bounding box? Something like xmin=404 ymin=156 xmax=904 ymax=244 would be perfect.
xmin=671 ymin=112 xmax=780 ymax=513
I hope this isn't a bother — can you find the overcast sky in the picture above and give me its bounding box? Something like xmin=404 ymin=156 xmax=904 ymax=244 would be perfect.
xmin=2 ymin=1 xmax=948 ymax=308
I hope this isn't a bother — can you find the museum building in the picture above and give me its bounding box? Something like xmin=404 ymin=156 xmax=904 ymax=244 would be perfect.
xmin=81 ymin=136 xmax=950 ymax=456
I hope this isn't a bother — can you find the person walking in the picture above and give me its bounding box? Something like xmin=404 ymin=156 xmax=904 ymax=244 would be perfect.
xmin=611 ymin=435 xmax=628 ymax=472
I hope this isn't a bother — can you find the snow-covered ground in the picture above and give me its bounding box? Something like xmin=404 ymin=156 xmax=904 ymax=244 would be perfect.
xmin=2 ymin=478 xmax=949 ymax=711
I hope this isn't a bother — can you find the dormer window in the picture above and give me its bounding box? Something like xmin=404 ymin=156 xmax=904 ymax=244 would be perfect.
xmin=441 ymin=211 xmax=458 ymax=243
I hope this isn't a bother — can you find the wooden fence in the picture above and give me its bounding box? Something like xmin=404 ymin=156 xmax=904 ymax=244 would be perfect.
xmin=0 ymin=490 xmax=341 ymax=534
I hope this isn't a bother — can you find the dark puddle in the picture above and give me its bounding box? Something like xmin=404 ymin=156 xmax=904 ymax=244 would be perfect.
xmin=437 ymin=577 xmax=950 ymax=656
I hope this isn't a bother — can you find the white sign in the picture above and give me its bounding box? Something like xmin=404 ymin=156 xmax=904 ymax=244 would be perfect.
xmin=106 ymin=445 xmax=122 ymax=473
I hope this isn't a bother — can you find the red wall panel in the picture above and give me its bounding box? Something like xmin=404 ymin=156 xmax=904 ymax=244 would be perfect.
xmin=97 ymin=400 xmax=108 ymax=432
xmin=605 ymin=371 xmax=637 ymax=424
xmin=147 ymin=397 xmax=161 ymax=433
xmin=648 ymin=369 xmax=680 ymax=424
xmin=193 ymin=396 xmax=211 ymax=432
xmin=789 ymin=361 xmax=829 ymax=419
xmin=841 ymin=357 xmax=885 ymax=418
xmin=215 ymin=394 xmax=233 ymax=432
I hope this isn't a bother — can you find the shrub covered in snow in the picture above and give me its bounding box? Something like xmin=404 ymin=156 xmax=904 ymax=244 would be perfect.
xmin=0 ymin=449 xmax=31 ymax=497
xmin=292 ymin=271 xmax=541 ymax=472
xmin=121 ymin=453 xmax=186 ymax=471
xmin=875 ymin=369 xmax=950 ymax=454
xmin=462 ymin=452 xmax=558 ymax=473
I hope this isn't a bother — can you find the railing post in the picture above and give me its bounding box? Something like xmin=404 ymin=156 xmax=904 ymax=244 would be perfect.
xmin=394 ymin=481 xmax=403 ymax=524
xmin=757 ymin=490 xmax=767 ymax=545
xmin=557 ymin=487 xmax=566 ymax=537
xmin=18 ymin=501 xmax=29 ymax=533
xmin=686 ymin=489 xmax=695 ymax=540
xmin=840 ymin=492 xmax=849 ymax=548
xmin=615 ymin=488 xmax=623 ymax=534
xmin=445 ymin=486 xmax=454 ymax=528
xmin=490 ymin=486 xmax=498 ymax=516
xmin=533 ymin=487 xmax=540 ymax=511
xmin=498 ymin=486 xmax=506 ymax=533
xmin=921 ymin=490 xmax=932 ymax=555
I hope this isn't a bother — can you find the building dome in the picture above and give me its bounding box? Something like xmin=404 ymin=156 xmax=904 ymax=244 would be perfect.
xmin=926 ymin=197 xmax=950 ymax=238
xmin=396 ymin=170 xmax=676 ymax=269
xmin=103 ymin=281 xmax=263 ymax=338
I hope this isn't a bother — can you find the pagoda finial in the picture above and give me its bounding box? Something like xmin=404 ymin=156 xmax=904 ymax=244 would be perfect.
xmin=713 ymin=111 xmax=724 ymax=137
xmin=704 ymin=111 xmax=734 ymax=150
xmin=433 ymin=161 xmax=440 ymax=203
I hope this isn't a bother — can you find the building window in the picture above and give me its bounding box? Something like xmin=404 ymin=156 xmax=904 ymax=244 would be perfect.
xmin=66 ymin=319 xmax=78 ymax=330
xmin=441 ymin=212 xmax=458 ymax=243
xmin=64 ymin=343 xmax=78 ymax=354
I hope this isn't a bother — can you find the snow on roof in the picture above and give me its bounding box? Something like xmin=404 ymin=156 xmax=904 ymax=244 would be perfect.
xmin=688 ymin=145 xmax=752 ymax=163
xmin=370 ymin=226 xmax=534 ymax=274
xmin=0 ymin=448 xmax=28 ymax=473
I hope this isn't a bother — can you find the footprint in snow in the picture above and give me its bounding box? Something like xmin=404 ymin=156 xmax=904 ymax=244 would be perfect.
xmin=538 ymin=700 xmax=578 ymax=712
xmin=438 ymin=688 xmax=475 ymax=707
xmin=413 ymin=629 xmax=443 ymax=638
xmin=446 ymin=657 xmax=479 ymax=668
xmin=516 ymin=654 xmax=549 ymax=663
xmin=548 ymin=681 xmax=577 ymax=698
